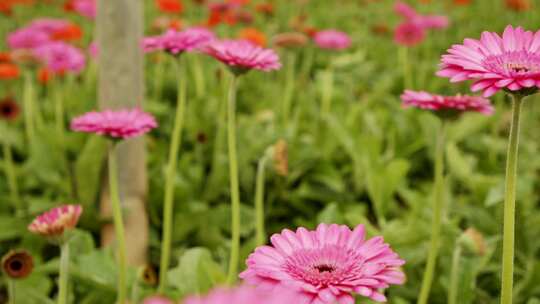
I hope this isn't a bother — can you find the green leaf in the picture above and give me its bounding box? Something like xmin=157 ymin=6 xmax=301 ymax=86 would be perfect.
xmin=167 ymin=247 xmax=226 ymax=296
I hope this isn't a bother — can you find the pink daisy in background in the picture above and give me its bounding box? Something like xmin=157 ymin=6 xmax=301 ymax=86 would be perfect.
xmin=394 ymin=22 xmax=426 ymax=47
xmin=7 ymin=27 xmax=51 ymax=49
xmin=401 ymin=90 xmax=494 ymax=116
xmin=313 ymin=29 xmax=351 ymax=50
xmin=204 ymin=39 xmax=281 ymax=73
xmin=394 ymin=1 xmax=449 ymax=30
xmin=142 ymin=295 xmax=175 ymax=304
xmin=28 ymin=18 xmax=72 ymax=34
xmin=71 ymin=108 xmax=158 ymax=139
xmin=33 ymin=42 xmax=86 ymax=75
xmin=240 ymin=223 xmax=406 ymax=304
xmin=183 ymin=285 xmax=297 ymax=304
xmin=437 ymin=25 xmax=540 ymax=97
xmin=143 ymin=27 xmax=216 ymax=55
xmin=28 ymin=205 xmax=83 ymax=238
xmin=73 ymin=0 xmax=96 ymax=20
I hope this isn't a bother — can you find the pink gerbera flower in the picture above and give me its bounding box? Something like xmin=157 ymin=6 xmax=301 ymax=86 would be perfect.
xmin=204 ymin=39 xmax=281 ymax=73
xmin=71 ymin=108 xmax=158 ymax=139
xmin=401 ymin=90 xmax=494 ymax=116
xmin=143 ymin=27 xmax=216 ymax=55
xmin=240 ymin=223 xmax=406 ymax=304
xmin=394 ymin=22 xmax=426 ymax=47
xmin=394 ymin=1 xmax=449 ymax=30
xmin=313 ymin=30 xmax=351 ymax=50
xmin=7 ymin=27 xmax=51 ymax=49
xmin=33 ymin=42 xmax=86 ymax=75
xmin=437 ymin=25 xmax=540 ymax=97
xmin=28 ymin=205 xmax=83 ymax=237
xmin=183 ymin=285 xmax=297 ymax=304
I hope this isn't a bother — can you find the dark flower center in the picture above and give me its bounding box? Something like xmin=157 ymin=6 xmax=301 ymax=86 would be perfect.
xmin=9 ymin=260 xmax=23 ymax=272
xmin=505 ymin=62 xmax=532 ymax=73
xmin=313 ymin=264 xmax=336 ymax=273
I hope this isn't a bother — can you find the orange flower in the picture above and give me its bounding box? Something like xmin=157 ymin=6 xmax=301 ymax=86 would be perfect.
xmin=255 ymin=2 xmax=273 ymax=16
xmin=37 ymin=67 xmax=53 ymax=84
xmin=207 ymin=9 xmax=238 ymax=27
xmin=0 ymin=63 xmax=20 ymax=80
xmin=0 ymin=1 xmax=13 ymax=15
xmin=168 ymin=18 xmax=182 ymax=30
xmin=303 ymin=26 xmax=318 ymax=38
xmin=52 ymin=24 xmax=83 ymax=41
xmin=239 ymin=28 xmax=267 ymax=46
xmin=505 ymin=0 xmax=531 ymax=11
xmin=156 ymin=0 xmax=183 ymax=14
xmin=227 ymin=0 xmax=249 ymax=4
xmin=0 ymin=52 xmax=12 ymax=63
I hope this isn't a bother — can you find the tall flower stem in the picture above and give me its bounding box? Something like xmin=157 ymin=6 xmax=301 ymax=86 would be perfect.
xmin=320 ymin=67 xmax=334 ymax=119
xmin=448 ymin=244 xmax=462 ymax=304
xmin=7 ymin=279 xmax=15 ymax=304
xmin=2 ymin=141 xmax=20 ymax=210
xmin=417 ymin=121 xmax=446 ymax=304
xmin=108 ymin=143 xmax=128 ymax=304
xmin=54 ymin=80 xmax=66 ymax=148
xmin=192 ymin=55 xmax=205 ymax=99
xmin=500 ymin=95 xmax=523 ymax=304
xmin=158 ymin=56 xmax=187 ymax=293
xmin=58 ymin=242 xmax=70 ymax=304
xmin=281 ymin=52 xmax=296 ymax=126
xmin=226 ymin=75 xmax=240 ymax=285
xmin=255 ymin=154 xmax=269 ymax=246
xmin=22 ymin=71 xmax=36 ymax=143
xmin=399 ymin=47 xmax=412 ymax=89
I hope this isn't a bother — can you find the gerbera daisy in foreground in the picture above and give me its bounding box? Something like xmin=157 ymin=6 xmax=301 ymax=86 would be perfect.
xmin=401 ymin=90 xmax=494 ymax=116
xmin=71 ymin=108 xmax=157 ymax=139
xmin=437 ymin=25 xmax=540 ymax=97
xmin=240 ymin=223 xmax=405 ymax=303
xmin=204 ymin=39 xmax=281 ymax=73
xmin=184 ymin=285 xmax=297 ymax=304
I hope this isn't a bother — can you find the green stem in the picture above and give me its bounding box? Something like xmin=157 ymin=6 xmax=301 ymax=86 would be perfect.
xmin=282 ymin=52 xmax=296 ymax=126
xmin=7 ymin=279 xmax=15 ymax=304
xmin=320 ymin=68 xmax=334 ymax=119
xmin=400 ymin=47 xmax=412 ymax=89
xmin=448 ymin=244 xmax=462 ymax=304
xmin=54 ymin=81 xmax=65 ymax=148
xmin=225 ymin=75 xmax=240 ymax=285
xmin=23 ymin=71 xmax=36 ymax=143
xmin=158 ymin=57 xmax=187 ymax=293
xmin=500 ymin=95 xmax=523 ymax=304
xmin=417 ymin=121 xmax=446 ymax=304
xmin=153 ymin=54 xmax=166 ymax=102
xmin=2 ymin=141 xmax=20 ymax=209
xmin=108 ymin=143 xmax=128 ymax=304
xmin=58 ymin=242 xmax=70 ymax=304
xmin=192 ymin=55 xmax=205 ymax=99
xmin=255 ymin=155 xmax=268 ymax=246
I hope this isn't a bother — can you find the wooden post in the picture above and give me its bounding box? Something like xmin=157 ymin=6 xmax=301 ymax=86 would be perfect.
xmin=97 ymin=0 xmax=148 ymax=266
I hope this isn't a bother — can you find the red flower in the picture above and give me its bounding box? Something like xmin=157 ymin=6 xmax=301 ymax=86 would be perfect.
xmin=156 ymin=0 xmax=183 ymax=13
xmin=0 ymin=52 xmax=12 ymax=63
xmin=38 ymin=67 xmax=53 ymax=85
xmin=52 ymin=23 xmax=83 ymax=41
xmin=63 ymin=0 xmax=75 ymax=11
xmin=0 ymin=63 xmax=20 ymax=80
xmin=255 ymin=2 xmax=273 ymax=16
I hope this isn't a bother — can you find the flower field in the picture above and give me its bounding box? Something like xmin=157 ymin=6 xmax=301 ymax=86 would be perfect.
xmin=1 ymin=0 xmax=540 ymax=303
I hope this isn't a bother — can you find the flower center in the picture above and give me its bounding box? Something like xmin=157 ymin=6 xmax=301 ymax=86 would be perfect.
xmin=283 ymin=245 xmax=365 ymax=288
xmin=313 ymin=263 xmax=336 ymax=273
xmin=483 ymin=51 xmax=540 ymax=76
